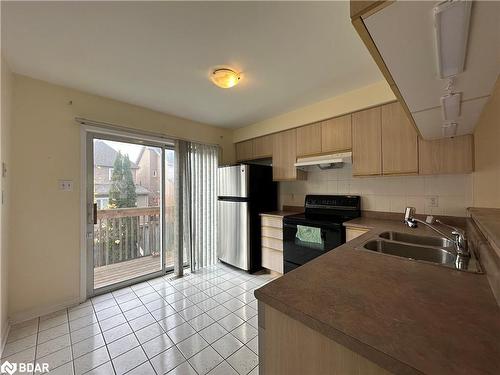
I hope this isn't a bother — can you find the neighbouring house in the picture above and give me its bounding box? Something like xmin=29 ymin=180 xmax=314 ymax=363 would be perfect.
xmin=135 ymin=146 xmax=176 ymax=210
xmin=135 ymin=146 xmax=162 ymax=207
xmin=93 ymin=140 xmax=150 ymax=208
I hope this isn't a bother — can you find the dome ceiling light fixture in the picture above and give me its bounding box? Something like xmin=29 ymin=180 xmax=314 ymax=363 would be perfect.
xmin=210 ymin=68 xmax=241 ymax=89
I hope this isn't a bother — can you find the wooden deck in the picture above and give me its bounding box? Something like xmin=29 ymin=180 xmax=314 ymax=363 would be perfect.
xmin=94 ymin=255 xmax=173 ymax=289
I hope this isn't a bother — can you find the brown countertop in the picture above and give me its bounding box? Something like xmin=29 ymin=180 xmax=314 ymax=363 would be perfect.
xmin=255 ymin=217 xmax=500 ymax=375
xmin=259 ymin=211 xmax=301 ymax=218
xmin=343 ymin=216 xmax=397 ymax=230
xmin=469 ymin=207 xmax=500 ymax=251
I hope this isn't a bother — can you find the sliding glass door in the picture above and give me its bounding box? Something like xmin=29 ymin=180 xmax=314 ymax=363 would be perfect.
xmin=164 ymin=148 xmax=175 ymax=269
xmin=87 ymin=133 xmax=175 ymax=295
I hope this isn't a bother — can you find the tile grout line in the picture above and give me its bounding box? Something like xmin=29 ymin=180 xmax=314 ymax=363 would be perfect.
xmin=172 ymin=271 xmax=228 ymax=375
xmin=94 ymin=284 xmax=172 ymax=374
xmin=144 ymin=276 xmax=201 ymax=375
xmin=142 ymin=274 xmax=202 ymax=374
xmin=101 ymin=276 xmax=197 ymax=374
xmin=180 ymin=269 xmax=257 ymax=375
xmin=37 ymin=317 xmax=73 ymax=373
xmin=67 ymin=308 xmax=77 ymax=375
xmin=142 ymin=278 xmax=173 ymax=375
xmin=113 ymin=283 xmax=161 ymax=375
xmin=32 ymin=317 xmax=40 ymax=371
xmin=90 ymin=296 xmax=118 ymax=375
xmin=145 ymin=269 xmax=232 ymax=374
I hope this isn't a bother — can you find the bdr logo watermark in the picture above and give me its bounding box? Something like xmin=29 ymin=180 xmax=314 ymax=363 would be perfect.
xmin=1 ymin=361 xmax=49 ymax=374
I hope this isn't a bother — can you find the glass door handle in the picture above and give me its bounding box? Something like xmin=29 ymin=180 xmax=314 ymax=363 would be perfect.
xmin=88 ymin=203 xmax=97 ymax=225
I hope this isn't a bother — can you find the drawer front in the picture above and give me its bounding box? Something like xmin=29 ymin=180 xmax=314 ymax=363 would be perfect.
xmin=262 ymin=247 xmax=283 ymax=274
xmin=262 ymin=226 xmax=283 ymax=240
xmin=262 ymin=237 xmax=283 ymax=251
xmin=261 ymin=216 xmax=283 ymax=229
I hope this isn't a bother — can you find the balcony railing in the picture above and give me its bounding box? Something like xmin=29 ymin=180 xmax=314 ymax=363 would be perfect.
xmin=93 ymin=206 xmax=174 ymax=268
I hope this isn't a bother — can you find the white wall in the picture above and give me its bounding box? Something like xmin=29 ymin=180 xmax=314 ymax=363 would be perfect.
xmin=0 ymin=58 xmax=13 ymax=349
xmin=280 ymin=165 xmax=473 ymax=217
xmin=233 ymin=80 xmax=395 ymax=142
xmin=8 ymin=74 xmax=234 ymax=322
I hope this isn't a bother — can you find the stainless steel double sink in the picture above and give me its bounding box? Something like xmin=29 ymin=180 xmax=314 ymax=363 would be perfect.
xmin=359 ymin=231 xmax=482 ymax=273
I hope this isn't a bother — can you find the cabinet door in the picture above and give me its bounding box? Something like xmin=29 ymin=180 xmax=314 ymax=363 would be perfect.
xmin=321 ymin=114 xmax=352 ymax=153
xmin=235 ymin=139 xmax=253 ymax=162
xmin=352 ymin=107 xmax=382 ymax=176
xmin=272 ymin=129 xmax=306 ymax=181
xmin=296 ymin=123 xmax=322 ymax=157
xmin=253 ymin=135 xmax=274 ymax=159
xmin=381 ymin=102 xmax=418 ymax=175
xmin=419 ymin=135 xmax=474 ymax=174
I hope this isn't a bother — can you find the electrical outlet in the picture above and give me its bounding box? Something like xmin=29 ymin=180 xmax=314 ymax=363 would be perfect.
xmin=427 ymin=196 xmax=439 ymax=208
xmin=59 ymin=180 xmax=73 ymax=191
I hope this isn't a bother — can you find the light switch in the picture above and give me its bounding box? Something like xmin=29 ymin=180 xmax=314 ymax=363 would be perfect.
xmin=59 ymin=180 xmax=73 ymax=191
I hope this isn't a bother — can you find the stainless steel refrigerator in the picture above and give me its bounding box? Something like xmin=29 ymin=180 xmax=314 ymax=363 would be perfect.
xmin=217 ymin=164 xmax=277 ymax=272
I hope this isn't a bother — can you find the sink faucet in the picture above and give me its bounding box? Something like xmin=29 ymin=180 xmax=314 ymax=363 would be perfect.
xmin=403 ymin=207 xmax=469 ymax=257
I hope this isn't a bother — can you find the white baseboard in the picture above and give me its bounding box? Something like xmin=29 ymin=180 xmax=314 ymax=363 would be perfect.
xmin=0 ymin=320 xmax=10 ymax=358
xmin=9 ymin=297 xmax=82 ymax=325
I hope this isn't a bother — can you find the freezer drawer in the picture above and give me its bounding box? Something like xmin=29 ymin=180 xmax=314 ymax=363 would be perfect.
xmin=218 ymin=165 xmax=248 ymax=198
xmin=217 ymin=200 xmax=250 ymax=270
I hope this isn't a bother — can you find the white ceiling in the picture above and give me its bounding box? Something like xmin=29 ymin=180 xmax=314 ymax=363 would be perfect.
xmin=1 ymin=1 xmax=383 ymax=128
xmin=364 ymin=0 xmax=500 ymax=139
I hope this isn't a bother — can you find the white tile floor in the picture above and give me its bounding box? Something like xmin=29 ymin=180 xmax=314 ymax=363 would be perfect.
xmin=1 ymin=263 xmax=277 ymax=375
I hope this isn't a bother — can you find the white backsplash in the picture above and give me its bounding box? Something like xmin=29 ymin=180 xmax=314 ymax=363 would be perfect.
xmin=280 ymin=165 xmax=473 ymax=217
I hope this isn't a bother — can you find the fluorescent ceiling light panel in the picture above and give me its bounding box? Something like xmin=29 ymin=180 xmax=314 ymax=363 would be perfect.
xmin=441 ymin=92 xmax=462 ymax=120
xmin=442 ymin=122 xmax=458 ymax=137
xmin=434 ymin=0 xmax=472 ymax=78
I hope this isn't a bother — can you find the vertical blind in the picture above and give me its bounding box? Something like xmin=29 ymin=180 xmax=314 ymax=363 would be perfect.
xmin=175 ymin=140 xmax=219 ymax=274
xmin=188 ymin=142 xmax=218 ymax=271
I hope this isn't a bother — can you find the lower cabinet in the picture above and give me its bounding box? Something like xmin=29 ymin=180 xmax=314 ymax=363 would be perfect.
xmin=258 ymin=302 xmax=392 ymax=375
xmin=262 ymin=248 xmax=283 ymax=274
xmin=261 ymin=215 xmax=284 ymax=274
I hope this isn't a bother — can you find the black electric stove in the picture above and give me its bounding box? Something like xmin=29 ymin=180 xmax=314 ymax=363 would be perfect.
xmin=283 ymin=195 xmax=360 ymax=273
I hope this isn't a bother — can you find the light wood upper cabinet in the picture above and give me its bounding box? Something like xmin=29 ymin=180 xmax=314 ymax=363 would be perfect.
xmin=352 ymin=107 xmax=382 ymax=176
xmin=321 ymin=115 xmax=352 ymax=153
xmin=296 ymin=123 xmax=322 ymax=157
xmin=273 ymin=129 xmax=306 ymax=181
xmin=381 ymin=102 xmax=418 ymax=175
xmin=419 ymin=135 xmax=474 ymax=175
xmin=253 ymin=135 xmax=274 ymax=159
xmin=234 ymin=103 xmax=472 ymax=178
xmin=235 ymin=140 xmax=253 ymax=162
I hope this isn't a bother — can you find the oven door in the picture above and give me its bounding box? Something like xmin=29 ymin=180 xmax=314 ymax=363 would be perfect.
xmin=283 ymin=222 xmax=344 ymax=271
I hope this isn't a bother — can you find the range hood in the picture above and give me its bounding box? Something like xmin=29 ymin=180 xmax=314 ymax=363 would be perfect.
xmin=295 ymin=152 xmax=352 ymax=170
